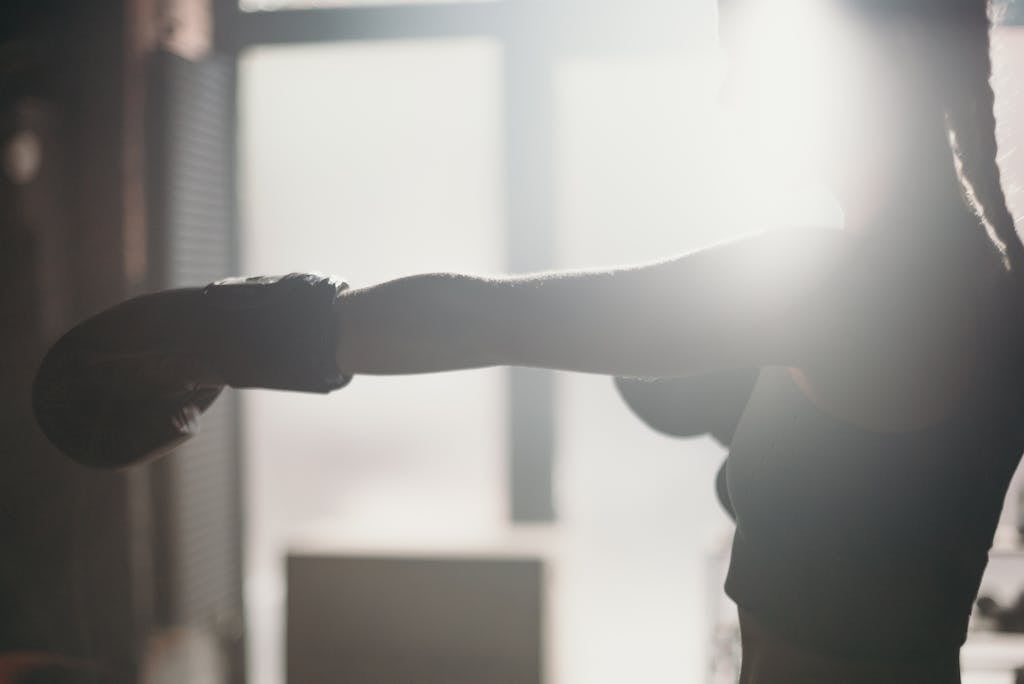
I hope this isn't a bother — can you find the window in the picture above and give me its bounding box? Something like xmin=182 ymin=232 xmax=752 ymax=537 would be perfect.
xmin=229 ymin=4 xmax=1024 ymax=683
xmin=240 ymin=38 xmax=505 ymax=684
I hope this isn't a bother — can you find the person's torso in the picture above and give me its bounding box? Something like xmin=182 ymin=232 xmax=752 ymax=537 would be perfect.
xmin=723 ymin=233 xmax=1024 ymax=661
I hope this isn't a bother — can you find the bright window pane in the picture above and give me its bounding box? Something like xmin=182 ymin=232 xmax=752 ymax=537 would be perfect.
xmin=551 ymin=49 xmax=842 ymax=683
xmin=552 ymin=52 xmax=729 ymax=684
xmin=551 ymin=28 xmax=1024 ymax=684
xmin=239 ymin=38 xmax=504 ymax=684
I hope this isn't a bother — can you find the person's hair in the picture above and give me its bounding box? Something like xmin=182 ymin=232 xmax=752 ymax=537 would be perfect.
xmin=910 ymin=0 xmax=1024 ymax=385
xmin=842 ymin=0 xmax=1021 ymax=269
xmin=825 ymin=0 xmax=1024 ymax=383
xmin=941 ymin=0 xmax=1024 ymax=272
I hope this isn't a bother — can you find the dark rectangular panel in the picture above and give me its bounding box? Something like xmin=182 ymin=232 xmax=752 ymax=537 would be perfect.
xmin=287 ymin=554 xmax=545 ymax=684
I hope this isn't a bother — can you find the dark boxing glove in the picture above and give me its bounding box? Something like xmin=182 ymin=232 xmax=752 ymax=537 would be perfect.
xmin=32 ymin=273 xmax=351 ymax=469
xmin=614 ymin=369 xmax=759 ymax=521
xmin=614 ymin=368 xmax=759 ymax=447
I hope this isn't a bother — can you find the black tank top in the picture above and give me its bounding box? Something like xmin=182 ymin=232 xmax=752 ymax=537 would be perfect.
xmin=724 ymin=356 xmax=1024 ymax=661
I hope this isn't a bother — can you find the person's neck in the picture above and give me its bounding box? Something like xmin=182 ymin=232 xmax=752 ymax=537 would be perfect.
xmin=838 ymin=166 xmax=1000 ymax=284
xmin=839 ymin=161 xmax=974 ymax=244
xmin=839 ymin=113 xmax=976 ymax=241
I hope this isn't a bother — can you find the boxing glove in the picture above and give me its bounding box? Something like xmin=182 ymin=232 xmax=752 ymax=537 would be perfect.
xmin=614 ymin=368 xmax=759 ymax=447
xmin=614 ymin=369 xmax=758 ymax=521
xmin=32 ymin=273 xmax=351 ymax=469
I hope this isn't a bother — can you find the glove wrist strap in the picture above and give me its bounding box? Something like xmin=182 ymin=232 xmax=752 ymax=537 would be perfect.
xmin=202 ymin=273 xmax=352 ymax=393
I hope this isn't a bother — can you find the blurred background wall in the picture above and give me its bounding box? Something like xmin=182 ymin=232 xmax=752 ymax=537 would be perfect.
xmin=4 ymin=1 xmax=1024 ymax=683
xmin=234 ymin=2 xmax=1023 ymax=683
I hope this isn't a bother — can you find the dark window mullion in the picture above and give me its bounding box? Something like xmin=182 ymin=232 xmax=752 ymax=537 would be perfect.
xmin=504 ymin=23 xmax=558 ymax=523
xmin=235 ymin=2 xmax=510 ymax=46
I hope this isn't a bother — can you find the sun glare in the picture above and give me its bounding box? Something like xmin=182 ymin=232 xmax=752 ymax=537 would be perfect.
xmin=717 ymin=0 xmax=865 ymax=228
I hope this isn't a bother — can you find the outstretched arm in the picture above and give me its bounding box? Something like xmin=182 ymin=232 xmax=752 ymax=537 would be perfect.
xmin=333 ymin=226 xmax=853 ymax=378
xmin=30 ymin=225 xmax=853 ymax=468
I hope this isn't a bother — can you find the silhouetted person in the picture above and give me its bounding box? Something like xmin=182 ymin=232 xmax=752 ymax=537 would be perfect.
xmin=31 ymin=0 xmax=1024 ymax=682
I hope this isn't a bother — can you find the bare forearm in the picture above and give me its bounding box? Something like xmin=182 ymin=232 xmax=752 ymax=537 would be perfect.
xmin=331 ymin=263 xmax=719 ymax=377
xmin=333 ymin=272 xmax=508 ymax=375
xmin=330 ymin=228 xmax=836 ymax=378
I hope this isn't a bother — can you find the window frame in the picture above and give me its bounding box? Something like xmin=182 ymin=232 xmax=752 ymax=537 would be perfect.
xmin=217 ymin=0 xmax=568 ymax=522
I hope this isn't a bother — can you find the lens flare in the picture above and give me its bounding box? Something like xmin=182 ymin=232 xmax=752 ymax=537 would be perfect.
xmin=719 ymin=0 xmax=870 ymax=197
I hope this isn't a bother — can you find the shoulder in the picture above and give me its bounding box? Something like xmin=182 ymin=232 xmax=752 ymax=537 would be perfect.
xmin=692 ymin=224 xmax=856 ymax=277
xmin=687 ymin=225 xmax=864 ymax=369
xmin=786 ymin=232 xmax=1000 ymax=431
xmin=602 ymin=225 xmax=863 ymax=374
